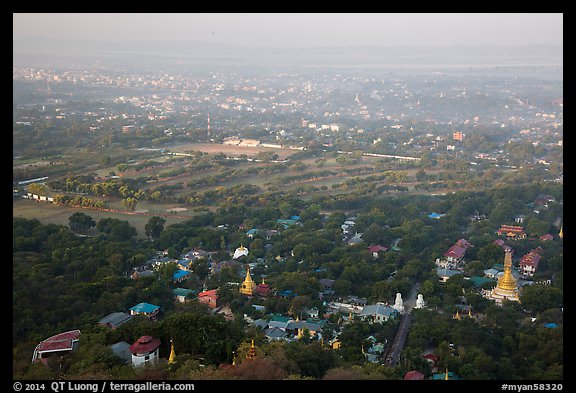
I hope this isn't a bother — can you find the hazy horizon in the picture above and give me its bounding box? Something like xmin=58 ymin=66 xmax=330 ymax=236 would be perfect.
xmin=14 ymin=13 xmax=563 ymax=47
xmin=13 ymin=13 xmax=563 ymax=70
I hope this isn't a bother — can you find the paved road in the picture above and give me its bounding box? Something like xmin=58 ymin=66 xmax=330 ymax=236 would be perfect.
xmin=384 ymin=313 xmax=412 ymax=367
xmin=383 ymin=282 xmax=419 ymax=367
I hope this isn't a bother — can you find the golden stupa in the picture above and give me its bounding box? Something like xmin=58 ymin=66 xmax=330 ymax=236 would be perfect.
xmin=239 ymin=264 xmax=257 ymax=296
xmin=168 ymin=339 xmax=176 ymax=364
xmin=486 ymin=251 xmax=519 ymax=304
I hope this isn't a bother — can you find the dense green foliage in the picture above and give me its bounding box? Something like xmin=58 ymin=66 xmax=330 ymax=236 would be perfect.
xmin=13 ymin=181 xmax=562 ymax=379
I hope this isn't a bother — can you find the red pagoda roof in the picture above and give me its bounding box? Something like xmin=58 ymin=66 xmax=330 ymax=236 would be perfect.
xmin=256 ymin=283 xmax=272 ymax=296
xmin=129 ymin=336 xmax=161 ymax=354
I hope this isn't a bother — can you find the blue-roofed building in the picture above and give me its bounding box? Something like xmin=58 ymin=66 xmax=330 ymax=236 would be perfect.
xmin=279 ymin=289 xmax=296 ymax=298
xmin=428 ymin=212 xmax=444 ymax=219
xmin=173 ymin=269 xmax=191 ymax=283
xmin=129 ymin=302 xmax=160 ymax=319
xmin=544 ymin=323 xmax=559 ymax=329
xmin=276 ymin=219 xmax=298 ymax=229
xmin=246 ymin=228 xmax=260 ymax=238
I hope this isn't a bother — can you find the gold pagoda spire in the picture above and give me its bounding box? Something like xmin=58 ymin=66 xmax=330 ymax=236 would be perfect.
xmin=453 ymin=310 xmax=461 ymax=320
xmin=239 ymin=264 xmax=257 ymax=295
xmin=246 ymin=339 xmax=256 ymax=360
xmin=497 ymin=251 xmax=517 ymax=292
xmin=168 ymin=339 xmax=176 ymax=364
xmin=559 ymin=226 xmax=563 ymax=239
xmin=445 ymin=368 xmax=449 ymax=380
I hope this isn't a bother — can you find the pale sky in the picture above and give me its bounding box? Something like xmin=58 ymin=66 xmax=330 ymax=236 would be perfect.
xmin=13 ymin=13 xmax=563 ymax=48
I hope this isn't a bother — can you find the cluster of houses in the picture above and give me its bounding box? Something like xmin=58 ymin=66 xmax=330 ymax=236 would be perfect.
xmin=435 ymin=210 xmax=561 ymax=298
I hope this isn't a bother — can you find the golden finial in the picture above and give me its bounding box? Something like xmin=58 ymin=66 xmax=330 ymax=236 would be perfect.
xmin=453 ymin=310 xmax=461 ymax=320
xmin=468 ymin=308 xmax=472 ymax=318
xmin=559 ymin=226 xmax=563 ymax=239
xmin=445 ymin=368 xmax=449 ymax=380
xmin=168 ymin=339 xmax=176 ymax=364
xmin=246 ymin=339 xmax=256 ymax=360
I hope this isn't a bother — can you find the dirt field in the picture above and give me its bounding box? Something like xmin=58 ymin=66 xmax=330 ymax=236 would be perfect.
xmin=165 ymin=142 xmax=299 ymax=160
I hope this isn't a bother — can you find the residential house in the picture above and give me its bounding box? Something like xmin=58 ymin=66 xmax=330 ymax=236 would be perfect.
xmin=437 ymin=267 xmax=462 ymax=283
xmin=173 ymin=269 xmax=191 ymax=283
xmin=359 ymin=303 xmax=396 ymax=323
xmin=442 ymin=238 xmax=472 ymax=265
xmin=263 ymin=327 xmax=288 ymax=341
xmin=129 ymin=302 xmax=160 ymax=319
xmin=494 ymin=239 xmax=514 ymax=254
xmin=110 ymin=341 xmax=132 ymax=364
xmin=519 ymin=247 xmax=543 ymax=278
xmin=483 ymin=268 xmax=500 ymax=279
xmin=347 ymin=232 xmax=364 ymax=246
xmin=246 ymin=228 xmax=260 ymax=239
xmin=198 ymin=289 xmax=219 ymax=309
xmin=98 ymin=312 xmax=133 ymax=330
xmin=172 ymin=288 xmax=196 ymax=303
xmin=32 ymin=330 xmax=81 ymax=364
xmin=368 ymin=245 xmax=388 ymax=258
xmin=318 ymin=278 xmax=336 ymax=300
xmin=287 ymin=319 xmax=323 ymax=338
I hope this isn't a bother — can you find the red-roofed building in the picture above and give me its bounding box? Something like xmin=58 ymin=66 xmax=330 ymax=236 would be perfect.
xmin=256 ymin=280 xmax=272 ymax=297
xmin=497 ymin=225 xmax=526 ymax=239
xmin=540 ymin=234 xmax=553 ymax=241
xmin=404 ymin=370 xmax=425 ymax=380
xmin=129 ymin=336 xmax=161 ymax=367
xmin=368 ymin=245 xmax=388 ymax=258
xmin=422 ymin=353 xmax=439 ymax=370
xmin=494 ymin=239 xmax=514 ymax=254
xmin=519 ymin=247 xmax=543 ymax=277
xmin=198 ymin=289 xmax=219 ymax=309
xmin=442 ymin=238 xmax=472 ymax=265
xmin=32 ymin=330 xmax=81 ymax=364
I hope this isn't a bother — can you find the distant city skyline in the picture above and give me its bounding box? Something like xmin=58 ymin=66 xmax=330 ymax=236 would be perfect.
xmin=13 ymin=13 xmax=563 ymax=48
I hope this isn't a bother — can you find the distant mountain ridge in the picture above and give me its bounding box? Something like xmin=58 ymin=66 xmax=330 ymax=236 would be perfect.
xmin=14 ymin=36 xmax=563 ymax=69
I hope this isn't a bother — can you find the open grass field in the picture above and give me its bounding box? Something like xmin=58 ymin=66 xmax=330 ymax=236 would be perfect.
xmin=13 ymin=198 xmax=193 ymax=238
